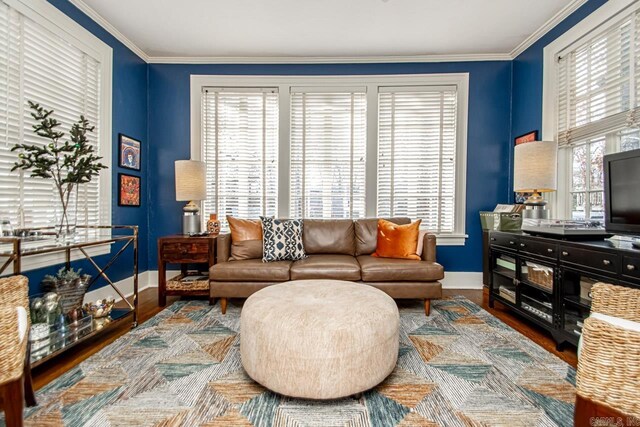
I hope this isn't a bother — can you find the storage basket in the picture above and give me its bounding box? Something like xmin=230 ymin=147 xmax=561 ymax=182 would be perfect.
xmin=576 ymin=283 xmax=640 ymax=419
xmin=167 ymin=275 xmax=209 ymax=292
xmin=479 ymin=212 xmax=522 ymax=231
xmin=526 ymin=262 xmax=553 ymax=291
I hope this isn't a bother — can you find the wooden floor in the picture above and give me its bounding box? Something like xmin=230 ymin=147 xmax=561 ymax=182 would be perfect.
xmin=31 ymin=287 xmax=577 ymax=390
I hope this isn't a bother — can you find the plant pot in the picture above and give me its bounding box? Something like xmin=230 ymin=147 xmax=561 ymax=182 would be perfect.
xmin=43 ymin=275 xmax=90 ymax=317
xmin=55 ymin=187 xmax=78 ymax=237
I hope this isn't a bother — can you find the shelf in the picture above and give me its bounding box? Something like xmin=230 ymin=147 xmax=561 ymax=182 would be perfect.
xmin=519 ymin=279 xmax=553 ymax=295
xmin=31 ymin=309 xmax=133 ymax=368
xmin=492 ymin=294 xmax=553 ymax=329
xmin=564 ymin=295 xmax=592 ymax=310
xmin=493 ymin=269 xmax=515 ymax=282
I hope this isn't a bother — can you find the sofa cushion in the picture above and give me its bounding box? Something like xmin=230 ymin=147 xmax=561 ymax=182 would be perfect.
xmin=303 ymin=219 xmax=355 ymax=256
xmin=354 ymin=217 xmax=411 ymax=256
xmin=211 ymin=259 xmax=292 ymax=282
xmin=357 ymin=255 xmax=444 ymax=282
xmin=290 ymin=255 xmax=361 ymax=281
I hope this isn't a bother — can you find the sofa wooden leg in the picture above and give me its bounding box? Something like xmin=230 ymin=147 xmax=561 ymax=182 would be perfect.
xmin=424 ymin=299 xmax=431 ymax=316
xmin=209 ymin=297 xmax=216 ymax=306
xmin=2 ymin=378 xmax=24 ymax=427
xmin=220 ymin=298 xmax=227 ymax=315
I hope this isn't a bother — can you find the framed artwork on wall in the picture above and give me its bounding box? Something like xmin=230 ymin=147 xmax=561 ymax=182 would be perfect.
xmin=118 ymin=173 xmax=140 ymax=207
xmin=118 ymin=133 xmax=141 ymax=171
xmin=514 ymin=130 xmax=538 ymax=203
xmin=514 ymin=130 xmax=538 ymax=146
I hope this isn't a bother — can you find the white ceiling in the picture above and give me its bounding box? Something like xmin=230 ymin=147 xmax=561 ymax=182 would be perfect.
xmin=76 ymin=0 xmax=580 ymax=61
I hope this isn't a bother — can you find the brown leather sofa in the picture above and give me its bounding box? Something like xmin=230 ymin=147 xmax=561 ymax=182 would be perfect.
xmin=210 ymin=218 xmax=444 ymax=315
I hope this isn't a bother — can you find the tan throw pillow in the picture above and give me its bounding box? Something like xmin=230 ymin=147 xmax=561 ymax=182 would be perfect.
xmin=227 ymin=216 xmax=263 ymax=260
xmin=372 ymin=219 xmax=422 ymax=260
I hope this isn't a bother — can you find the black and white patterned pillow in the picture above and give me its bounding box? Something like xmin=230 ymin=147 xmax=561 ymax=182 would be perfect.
xmin=260 ymin=217 xmax=307 ymax=262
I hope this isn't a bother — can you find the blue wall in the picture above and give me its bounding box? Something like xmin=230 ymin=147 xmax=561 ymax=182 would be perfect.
xmin=148 ymin=62 xmax=513 ymax=272
xmin=21 ymin=1 xmax=149 ymax=294
xmin=509 ymin=0 xmax=608 ymax=201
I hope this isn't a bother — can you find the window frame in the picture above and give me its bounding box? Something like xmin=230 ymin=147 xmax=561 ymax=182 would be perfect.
xmin=542 ymin=0 xmax=639 ymax=220
xmin=2 ymin=0 xmax=113 ymax=272
xmin=191 ymin=74 xmax=469 ymax=245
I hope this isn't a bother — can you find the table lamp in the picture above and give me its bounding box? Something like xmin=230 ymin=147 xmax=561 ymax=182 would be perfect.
xmin=513 ymin=140 xmax=557 ymax=219
xmin=175 ymin=160 xmax=206 ymax=234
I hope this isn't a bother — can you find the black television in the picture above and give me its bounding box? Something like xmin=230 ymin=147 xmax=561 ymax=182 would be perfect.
xmin=604 ymin=148 xmax=640 ymax=247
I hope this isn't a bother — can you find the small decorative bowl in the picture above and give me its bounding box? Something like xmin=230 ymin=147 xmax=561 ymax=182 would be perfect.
xmin=83 ymin=297 xmax=116 ymax=318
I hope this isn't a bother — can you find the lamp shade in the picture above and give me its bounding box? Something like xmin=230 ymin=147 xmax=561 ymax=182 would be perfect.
xmin=175 ymin=160 xmax=206 ymax=201
xmin=513 ymin=141 xmax=558 ymax=193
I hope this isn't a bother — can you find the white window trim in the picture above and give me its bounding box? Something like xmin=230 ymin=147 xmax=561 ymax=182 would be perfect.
xmin=541 ymin=0 xmax=639 ymax=219
xmin=190 ymin=74 xmax=469 ymax=246
xmin=4 ymin=0 xmax=113 ymax=272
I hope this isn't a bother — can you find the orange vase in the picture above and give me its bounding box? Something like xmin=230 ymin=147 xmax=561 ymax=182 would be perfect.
xmin=207 ymin=213 xmax=221 ymax=235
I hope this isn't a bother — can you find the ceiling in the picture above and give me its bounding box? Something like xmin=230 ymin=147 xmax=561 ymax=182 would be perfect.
xmin=74 ymin=0 xmax=582 ymax=62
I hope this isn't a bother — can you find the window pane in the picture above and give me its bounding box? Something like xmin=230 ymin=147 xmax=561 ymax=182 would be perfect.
xmin=377 ymin=88 xmax=457 ymax=232
xmin=572 ymin=145 xmax=587 ymax=191
xmin=589 ymin=139 xmax=605 ymax=191
xmin=620 ymin=128 xmax=640 ymax=151
xmin=290 ymin=91 xmax=366 ymax=219
xmin=589 ymin=191 xmax=604 ymax=220
xmin=202 ymin=90 xmax=279 ymax=230
xmin=571 ymin=192 xmax=586 ymax=220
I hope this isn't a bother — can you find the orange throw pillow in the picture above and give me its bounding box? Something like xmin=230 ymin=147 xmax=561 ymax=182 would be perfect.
xmin=372 ymin=219 xmax=422 ymax=260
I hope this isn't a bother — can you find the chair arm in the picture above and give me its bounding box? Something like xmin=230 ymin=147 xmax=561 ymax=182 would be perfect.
xmin=0 ymin=275 xmax=29 ymax=311
xmin=590 ymin=283 xmax=640 ymax=323
xmin=421 ymin=233 xmax=437 ymax=262
xmin=0 ymin=305 xmax=27 ymax=385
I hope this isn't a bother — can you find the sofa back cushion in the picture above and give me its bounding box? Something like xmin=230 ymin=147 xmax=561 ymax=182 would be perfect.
xmin=354 ymin=217 xmax=411 ymax=256
xmin=303 ymin=219 xmax=355 ymax=256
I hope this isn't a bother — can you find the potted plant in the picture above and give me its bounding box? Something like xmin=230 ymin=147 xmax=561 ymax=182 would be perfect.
xmin=11 ymin=101 xmax=107 ymax=236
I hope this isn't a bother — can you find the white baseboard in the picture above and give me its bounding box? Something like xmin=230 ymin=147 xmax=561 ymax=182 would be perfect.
xmin=86 ymin=269 xmax=482 ymax=304
xmin=83 ymin=270 xmax=177 ymax=304
xmin=440 ymin=272 xmax=483 ymax=290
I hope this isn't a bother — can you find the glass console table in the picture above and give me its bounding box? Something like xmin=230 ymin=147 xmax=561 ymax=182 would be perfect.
xmin=0 ymin=225 xmax=139 ymax=368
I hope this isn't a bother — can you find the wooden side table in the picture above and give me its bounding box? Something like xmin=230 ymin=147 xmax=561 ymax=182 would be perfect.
xmin=157 ymin=235 xmax=216 ymax=306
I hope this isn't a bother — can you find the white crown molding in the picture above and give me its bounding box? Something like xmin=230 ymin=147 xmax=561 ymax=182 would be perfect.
xmin=148 ymin=53 xmax=512 ymax=64
xmin=510 ymin=0 xmax=589 ymax=59
xmin=67 ymin=0 xmax=150 ymax=62
xmin=67 ymin=0 xmax=592 ymax=64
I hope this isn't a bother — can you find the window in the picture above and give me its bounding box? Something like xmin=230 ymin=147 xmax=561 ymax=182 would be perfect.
xmin=201 ymin=88 xmax=279 ymax=230
xmin=377 ymin=87 xmax=458 ymax=233
xmin=0 ymin=0 xmax=111 ymax=230
xmin=192 ymin=75 xmax=468 ymax=244
xmin=545 ymin=0 xmax=640 ymax=219
xmin=290 ymin=88 xmax=366 ymax=218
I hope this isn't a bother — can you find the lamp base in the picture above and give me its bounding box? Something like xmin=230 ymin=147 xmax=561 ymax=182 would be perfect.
xmin=183 ymin=213 xmax=201 ymax=235
xmin=523 ymin=204 xmax=550 ymax=220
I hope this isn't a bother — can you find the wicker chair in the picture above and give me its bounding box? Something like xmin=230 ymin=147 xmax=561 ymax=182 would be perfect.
xmin=575 ymin=283 xmax=640 ymax=424
xmin=0 ymin=276 xmax=35 ymax=427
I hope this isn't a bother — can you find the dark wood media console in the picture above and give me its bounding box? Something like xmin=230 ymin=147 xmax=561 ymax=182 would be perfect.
xmin=488 ymin=231 xmax=640 ymax=348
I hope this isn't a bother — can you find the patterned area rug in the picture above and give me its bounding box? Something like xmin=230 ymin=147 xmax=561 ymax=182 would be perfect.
xmin=16 ymin=297 xmax=575 ymax=426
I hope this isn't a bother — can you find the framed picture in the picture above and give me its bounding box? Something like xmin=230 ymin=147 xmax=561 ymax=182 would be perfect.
xmin=118 ymin=174 xmax=140 ymax=207
xmin=514 ymin=130 xmax=538 ymax=146
xmin=118 ymin=134 xmax=141 ymax=171
xmin=514 ymin=130 xmax=538 ymax=203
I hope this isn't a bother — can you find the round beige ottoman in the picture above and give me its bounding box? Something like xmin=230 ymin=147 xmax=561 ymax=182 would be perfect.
xmin=240 ymin=279 xmax=399 ymax=399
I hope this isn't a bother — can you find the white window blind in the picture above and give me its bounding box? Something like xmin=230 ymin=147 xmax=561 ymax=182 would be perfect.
xmin=556 ymin=9 xmax=640 ymax=146
xmin=377 ymin=86 xmax=458 ymax=233
xmin=290 ymin=88 xmax=367 ymax=219
xmin=201 ymin=88 xmax=278 ymax=230
xmin=0 ymin=2 xmax=102 ymax=228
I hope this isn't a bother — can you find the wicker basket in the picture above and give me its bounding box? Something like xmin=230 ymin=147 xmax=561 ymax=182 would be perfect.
xmin=167 ymin=275 xmax=209 ymax=291
xmin=576 ymin=283 xmax=640 ymax=419
xmin=526 ymin=262 xmax=553 ymax=291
